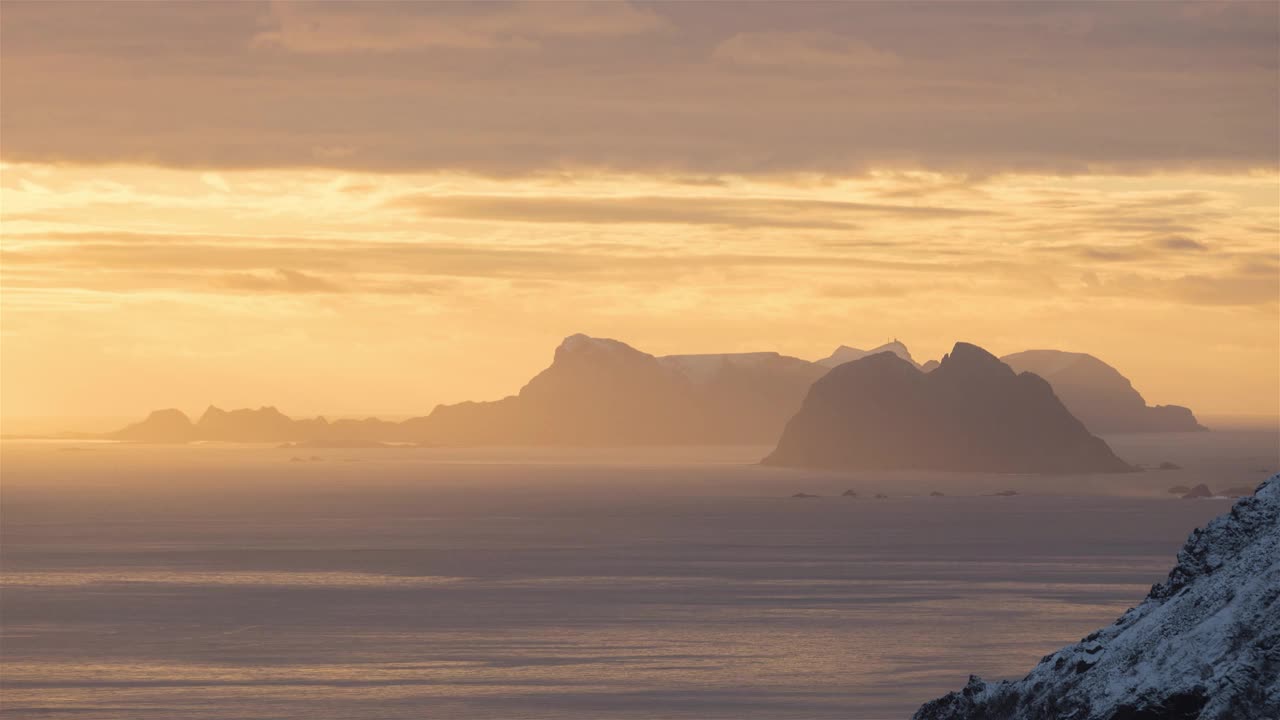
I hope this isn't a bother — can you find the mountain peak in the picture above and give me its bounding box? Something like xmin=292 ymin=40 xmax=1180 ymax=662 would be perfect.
xmin=145 ymin=408 xmax=191 ymax=423
xmin=110 ymin=407 xmax=194 ymax=442
xmin=766 ymin=339 xmax=1130 ymax=474
xmin=556 ymin=333 xmax=643 ymax=356
xmin=943 ymin=341 xmax=1000 ymax=364
xmin=818 ymin=339 xmax=917 ymax=368
xmin=935 ymin=342 xmax=1012 ymax=378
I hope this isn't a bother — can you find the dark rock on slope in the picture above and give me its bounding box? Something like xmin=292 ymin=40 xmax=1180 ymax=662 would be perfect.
xmin=912 ymin=474 xmax=1280 ymax=720
xmin=1000 ymin=350 xmax=1205 ymax=434
xmin=763 ymin=342 xmax=1133 ymax=474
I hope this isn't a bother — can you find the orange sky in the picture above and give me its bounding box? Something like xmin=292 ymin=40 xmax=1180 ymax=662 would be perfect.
xmin=1 ymin=2 xmax=1277 ymax=427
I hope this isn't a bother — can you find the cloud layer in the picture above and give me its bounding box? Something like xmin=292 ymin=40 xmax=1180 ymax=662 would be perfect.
xmin=0 ymin=3 xmax=1276 ymax=422
xmin=2 ymin=1 xmax=1276 ymax=175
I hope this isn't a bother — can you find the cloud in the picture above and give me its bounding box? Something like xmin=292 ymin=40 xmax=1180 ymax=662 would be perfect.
xmin=1084 ymin=264 xmax=1280 ymax=307
xmin=713 ymin=31 xmax=900 ymax=70
xmin=0 ymin=2 xmax=1275 ymax=176
xmin=252 ymin=1 xmax=668 ymax=53
xmin=0 ymin=230 xmax=1007 ymax=300
xmin=388 ymin=193 xmax=990 ymax=229
xmin=1077 ymin=246 xmax=1149 ymax=262
xmin=1154 ymin=236 xmax=1209 ymax=251
xmin=201 ymin=173 xmax=230 ymax=192
xmin=214 ymin=269 xmax=344 ymax=293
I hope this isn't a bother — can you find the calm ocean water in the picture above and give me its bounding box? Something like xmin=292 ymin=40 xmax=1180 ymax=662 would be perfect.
xmin=2 ymin=435 xmax=1274 ymax=719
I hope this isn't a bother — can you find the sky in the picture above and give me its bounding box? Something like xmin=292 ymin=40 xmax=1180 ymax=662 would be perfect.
xmin=1 ymin=1 xmax=1278 ymax=427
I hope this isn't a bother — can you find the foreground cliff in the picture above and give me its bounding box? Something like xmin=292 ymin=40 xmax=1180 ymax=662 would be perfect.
xmin=914 ymin=475 xmax=1280 ymax=720
xmin=763 ymin=342 xmax=1132 ymax=473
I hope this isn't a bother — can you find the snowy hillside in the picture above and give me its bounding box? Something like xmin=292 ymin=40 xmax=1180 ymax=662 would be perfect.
xmin=913 ymin=474 xmax=1280 ymax=720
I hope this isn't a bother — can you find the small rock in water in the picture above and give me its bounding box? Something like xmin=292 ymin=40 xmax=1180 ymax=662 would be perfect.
xmin=841 ymin=489 xmax=858 ymax=497
xmin=1158 ymin=461 xmax=1182 ymax=470
xmin=991 ymin=490 xmax=1018 ymax=497
xmin=929 ymin=491 xmax=945 ymax=497
xmin=1167 ymin=485 xmax=1191 ymax=495
xmin=1180 ymin=484 xmax=1213 ymax=499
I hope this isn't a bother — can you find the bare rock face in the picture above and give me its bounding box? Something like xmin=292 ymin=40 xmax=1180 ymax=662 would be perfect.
xmin=763 ymin=342 xmax=1133 ymax=474
xmin=912 ymin=475 xmax=1280 ymax=720
xmin=1000 ymin=350 xmax=1206 ymax=434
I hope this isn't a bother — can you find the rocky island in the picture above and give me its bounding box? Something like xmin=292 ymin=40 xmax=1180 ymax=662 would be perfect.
xmin=1001 ymin=349 xmax=1206 ymax=433
xmin=763 ymin=342 xmax=1133 ymax=474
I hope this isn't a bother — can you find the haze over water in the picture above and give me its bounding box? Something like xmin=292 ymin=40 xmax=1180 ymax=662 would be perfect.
xmin=4 ymin=433 xmax=1273 ymax=719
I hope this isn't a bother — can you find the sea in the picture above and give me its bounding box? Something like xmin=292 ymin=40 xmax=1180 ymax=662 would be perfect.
xmin=2 ymin=431 xmax=1275 ymax=719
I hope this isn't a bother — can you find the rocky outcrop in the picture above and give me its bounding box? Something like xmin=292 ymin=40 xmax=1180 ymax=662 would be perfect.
xmin=1181 ymin=484 xmax=1214 ymax=499
xmin=1000 ymin=350 xmax=1206 ymax=434
xmin=913 ymin=475 xmax=1280 ymax=720
xmin=763 ymin=342 xmax=1133 ymax=474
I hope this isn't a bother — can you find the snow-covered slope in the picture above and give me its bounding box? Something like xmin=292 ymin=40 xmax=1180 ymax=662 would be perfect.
xmin=913 ymin=474 xmax=1280 ymax=720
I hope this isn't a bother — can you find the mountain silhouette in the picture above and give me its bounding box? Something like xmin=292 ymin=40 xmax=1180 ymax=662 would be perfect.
xmin=196 ymin=406 xmax=309 ymax=442
xmin=110 ymin=405 xmax=405 ymax=445
xmin=404 ymin=334 xmax=825 ymax=445
xmin=111 ymin=408 xmax=197 ymax=442
xmin=763 ymin=342 xmax=1133 ymax=473
xmin=105 ymin=336 xmax=1200 ymax=449
xmin=1000 ymin=350 xmax=1206 ymax=433
xmin=817 ymin=340 xmax=918 ymax=368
